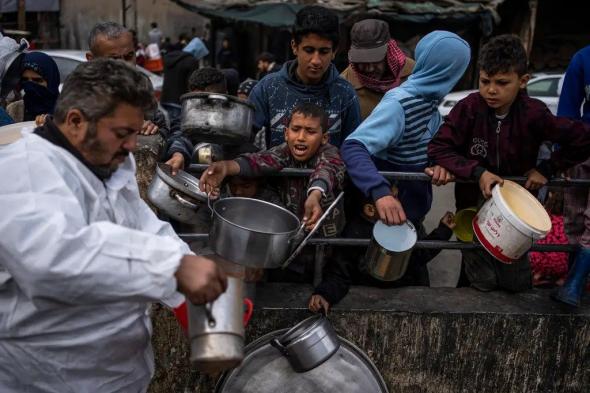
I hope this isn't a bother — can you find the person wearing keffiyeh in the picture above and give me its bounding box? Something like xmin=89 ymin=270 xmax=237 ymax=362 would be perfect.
xmin=341 ymin=19 xmax=415 ymax=120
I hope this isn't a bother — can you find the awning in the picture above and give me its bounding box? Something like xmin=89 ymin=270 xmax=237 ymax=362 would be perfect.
xmin=171 ymin=0 xmax=306 ymax=28
xmin=171 ymin=0 xmax=504 ymax=34
xmin=0 ymin=0 xmax=59 ymax=12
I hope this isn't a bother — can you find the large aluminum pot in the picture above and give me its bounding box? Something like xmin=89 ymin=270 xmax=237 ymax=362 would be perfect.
xmin=364 ymin=220 xmax=417 ymax=281
xmin=187 ymin=277 xmax=252 ymax=373
xmin=270 ymin=314 xmax=340 ymax=373
xmin=209 ymin=197 xmax=301 ymax=268
xmin=180 ymin=92 xmax=254 ymax=145
xmin=147 ymin=163 xmax=208 ymax=224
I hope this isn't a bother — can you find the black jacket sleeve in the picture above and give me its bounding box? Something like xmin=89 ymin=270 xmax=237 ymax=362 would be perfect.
xmin=410 ymin=223 xmax=453 ymax=266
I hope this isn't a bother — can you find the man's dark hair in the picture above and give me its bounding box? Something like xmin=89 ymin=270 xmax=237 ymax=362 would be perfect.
xmin=478 ymin=34 xmax=528 ymax=76
xmin=88 ymin=22 xmax=129 ymax=53
xmin=188 ymin=67 xmax=227 ymax=92
xmin=151 ymin=22 xmax=158 ymax=29
xmin=54 ymin=58 xmax=155 ymax=124
xmin=292 ymin=6 xmax=340 ymax=49
xmin=256 ymin=52 xmax=275 ymax=63
xmin=289 ymin=102 xmax=329 ymax=133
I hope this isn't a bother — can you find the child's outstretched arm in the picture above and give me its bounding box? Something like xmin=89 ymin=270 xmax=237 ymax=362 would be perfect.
xmin=342 ymin=95 xmax=407 ymax=225
xmin=199 ymin=160 xmax=240 ymax=197
xmin=538 ymin=108 xmax=590 ymax=174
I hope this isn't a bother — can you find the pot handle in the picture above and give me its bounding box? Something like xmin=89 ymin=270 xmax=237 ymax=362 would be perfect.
xmin=205 ymin=302 xmax=216 ymax=328
xmin=207 ymin=94 xmax=229 ymax=103
xmin=173 ymin=192 xmax=200 ymax=210
xmin=270 ymin=338 xmax=290 ymax=357
xmin=243 ymin=298 xmax=254 ymax=327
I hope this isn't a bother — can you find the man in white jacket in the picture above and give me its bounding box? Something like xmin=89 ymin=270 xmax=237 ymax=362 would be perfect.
xmin=0 ymin=58 xmax=227 ymax=392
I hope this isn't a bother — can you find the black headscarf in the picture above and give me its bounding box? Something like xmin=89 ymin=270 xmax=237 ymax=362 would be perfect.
xmin=22 ymin=51 xmax=60 ymax=121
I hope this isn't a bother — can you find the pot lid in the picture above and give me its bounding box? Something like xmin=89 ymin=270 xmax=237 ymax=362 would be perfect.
xmin=373 ymin=220 xmax=417 ymax=252
xmin=216 ymin=329 xmax=388 ymax=393
xmin=156 ymin=163 xmax=208 ymax=202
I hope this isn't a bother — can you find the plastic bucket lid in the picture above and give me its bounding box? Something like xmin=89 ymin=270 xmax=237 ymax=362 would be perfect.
xmin=492 ymin=180 xmax=551 ymax=238
xmin=454 ymin=208 xmax=477 ymax=242
xmin=373 ymin=221 xmax=417 ymax=252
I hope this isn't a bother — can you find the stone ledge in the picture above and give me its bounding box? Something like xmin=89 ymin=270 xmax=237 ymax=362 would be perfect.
xmin=149 ymin=285 xmax=590 ymax=393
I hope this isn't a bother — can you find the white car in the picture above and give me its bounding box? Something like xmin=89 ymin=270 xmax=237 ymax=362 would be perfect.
xmin=39 ymin=50 xmax=163 ymax=98
xmin=438 ymin=73 xmax=565 ymax=116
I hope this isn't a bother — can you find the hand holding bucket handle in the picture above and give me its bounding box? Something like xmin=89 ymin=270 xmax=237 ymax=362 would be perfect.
xmin=479 ymin=170 xmax=504 ymax=199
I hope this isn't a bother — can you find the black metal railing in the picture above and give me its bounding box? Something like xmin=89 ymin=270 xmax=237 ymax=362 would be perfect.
xmin=180 ymin=165 xmax=585 ymax=284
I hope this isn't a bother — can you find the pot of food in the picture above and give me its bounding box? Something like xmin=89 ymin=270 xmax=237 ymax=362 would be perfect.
xmin=180 ymin=92 xmax=254 ymax=145
xmin=208 ymin=197 xmax=301 ymax=268
xmin=187 ymin=276 xmax=254 ymax=373
xmin=147 ymin=163 xmax=208 ymax=224
xmin=364 ymin=220 xmax=417 ymax=281
xmin=270 ymin=314 xmax=340 ymax=373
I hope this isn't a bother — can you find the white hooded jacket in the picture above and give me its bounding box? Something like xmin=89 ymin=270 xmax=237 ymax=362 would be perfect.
xmin=0 ymin=127 xmax=188 ymax=392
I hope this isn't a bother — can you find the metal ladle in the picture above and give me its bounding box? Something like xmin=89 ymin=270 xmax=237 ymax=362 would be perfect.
xmin=281 ymin=192 xmax=344 ymax=269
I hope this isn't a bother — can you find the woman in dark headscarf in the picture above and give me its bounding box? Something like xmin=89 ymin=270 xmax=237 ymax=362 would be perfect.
xmin=6 ymin=51 xmax=60 ymax=122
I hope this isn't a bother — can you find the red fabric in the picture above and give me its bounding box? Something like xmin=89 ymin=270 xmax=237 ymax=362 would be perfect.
xmin=351 ymin=39 xmax=406 ymax=93
xmin=173 ymin=302 xmax=188 ymax=333
xmin=529 ymin=214 xmax=569 ymax=285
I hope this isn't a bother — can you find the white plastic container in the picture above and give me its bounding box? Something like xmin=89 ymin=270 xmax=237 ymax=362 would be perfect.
xmin=473 ymin=180 xmax=552 ymax=263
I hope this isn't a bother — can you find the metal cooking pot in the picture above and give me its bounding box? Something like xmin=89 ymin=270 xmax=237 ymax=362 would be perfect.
xmin=180 ymin=92 xmax=254 ymax=145
xmin=192 ymin=142 xmax=224 ymax=164
xmin=270 ymin=314 xmax=340 ymax=373
xmin=209 ymin=197 xmax=301 ymax=268
xmin=147 ymin=163 xmax=208 ymax=224
xmin=364 ymin=221 xmax=417 ymax=281
xmin=187 ymin=276 xmax=254 ymax=373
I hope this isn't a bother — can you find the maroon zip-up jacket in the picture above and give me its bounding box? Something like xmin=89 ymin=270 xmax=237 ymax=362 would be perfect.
xmin=428 ymin=91 xmax=590 ymax=209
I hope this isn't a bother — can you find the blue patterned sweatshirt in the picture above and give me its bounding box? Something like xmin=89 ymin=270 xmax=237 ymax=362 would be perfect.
xmin=249 ymin=60 xmax=361 ymax=148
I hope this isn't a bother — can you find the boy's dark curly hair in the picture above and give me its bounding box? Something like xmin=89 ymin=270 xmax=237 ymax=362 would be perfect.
xmin=188 ymin=67 xmax=226 ymax=92
xmin=478 ymin=34 xmax=528 ymax=76
xmin=292 ymin=5 xmax=340 ymax=49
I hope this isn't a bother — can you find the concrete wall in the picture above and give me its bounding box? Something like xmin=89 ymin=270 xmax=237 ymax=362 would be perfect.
xmin=59 ymin=0 xmax=206 ymax=49
xmin=149 ymin=285 xmax=590 ymax=392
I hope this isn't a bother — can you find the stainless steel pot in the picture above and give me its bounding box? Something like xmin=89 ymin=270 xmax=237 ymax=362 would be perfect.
xmin=187 ymin=276 xmax=250 ymax=373
xmin=270 ymin=314 xmax=340 ymax=373
xmin=364 ymin=221 xmax=417 ymax=281
xmin=180 ymin=92 xmax=254 ymax=145
xmin=192 ymin=142 xmax=224 ymax=164
xmin=209 ymin=197 xmax=301 ymax=268
xmin=147 ymin=163 xmax=208 ymax=224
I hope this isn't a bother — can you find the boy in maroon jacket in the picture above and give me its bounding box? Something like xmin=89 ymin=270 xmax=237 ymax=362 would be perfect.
xmin=428 ymin=35 xmax=590 ymax=292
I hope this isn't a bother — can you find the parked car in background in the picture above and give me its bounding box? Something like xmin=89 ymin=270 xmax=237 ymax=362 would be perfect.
xmin=39 ymin=50 xmax=163 ymax=99
xmin=438 ymin=73 xmax=565 ymax=116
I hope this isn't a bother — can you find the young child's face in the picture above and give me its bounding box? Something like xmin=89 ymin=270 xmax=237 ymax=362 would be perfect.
xmin=478 ymin=69 xmax=529 ymax=116
xmin=284 ymin=112 xmax=328 ymax=162
xmin=229 ymin=177 xmax=259 ymax=198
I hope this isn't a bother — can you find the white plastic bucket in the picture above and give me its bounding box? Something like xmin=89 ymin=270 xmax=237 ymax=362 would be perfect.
xmin=472 ymin=180 xmax=552 ymax=263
